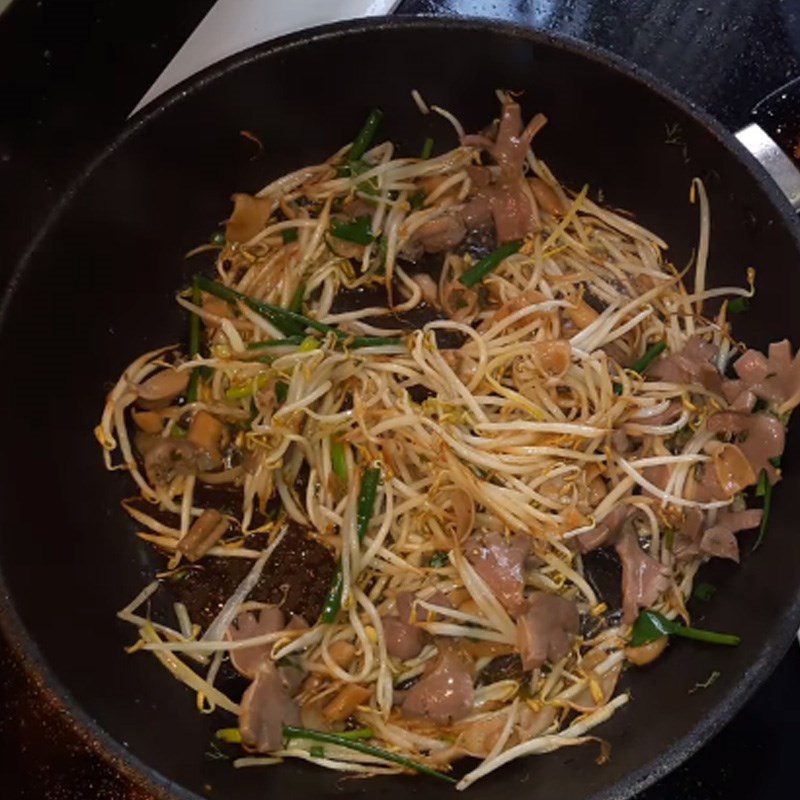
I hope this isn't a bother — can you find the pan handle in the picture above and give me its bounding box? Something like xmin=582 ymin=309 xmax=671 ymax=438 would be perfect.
xmin=735 ymin=124 xmax=800 ymax=211
xmin=736 ymin=75 xmax=800 ymax=212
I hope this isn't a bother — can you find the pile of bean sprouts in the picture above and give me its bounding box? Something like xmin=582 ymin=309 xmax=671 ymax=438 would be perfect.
xmin=96 ymin=93 xmax=757 ymax=788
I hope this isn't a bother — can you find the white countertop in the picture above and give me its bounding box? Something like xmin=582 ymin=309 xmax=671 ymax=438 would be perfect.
xmin=133 ymin=0 xmax=399 ymax=114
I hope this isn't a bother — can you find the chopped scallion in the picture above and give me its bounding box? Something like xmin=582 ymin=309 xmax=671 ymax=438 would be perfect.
xmin=321 ymin=467 xmax=381 ymax=622
xmin=330 ymin=215 xmax=374 ymax=245
xmin=196 ymin=275 xmax=399 ymax=350
xmin=755 ymin=469 xmax=769 ymax=497
xmin=459 ymin=241 xmax=522 ymax=288
xmin=408 ymin=190 xmax=426 ymax=210
xmin=630 ymin=609 xmax=740 ymax=648
xmin=330 ymin=437 xmax=348 ymax=484
xmin=728 ymin=296 xmax=749 ymax=314
xmin=289 ymin=281 xmax=305 ymax=313
xmin=246 ymin=336 xmax=305 ymax=350
xmin=336 ymin=728 xmax=374 ymax=740
xmin=347 ymin=109 xmax=383 ymax=163
xmin=282 ymin=726 xmax=454 ymax=783
xmin=225 ymin=374 xmax=269 ymax=401
xmin=195 ymin=275 xmax=305 ymax=337
xmin=631 ymin=341 xmax=667 ymax=374
xmin=693 ymin=582 xmax=717 ymax=602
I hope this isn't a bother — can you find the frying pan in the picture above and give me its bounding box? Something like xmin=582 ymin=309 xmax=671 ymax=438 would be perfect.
xmin=2 ymin=16 xmax=800 ymax=800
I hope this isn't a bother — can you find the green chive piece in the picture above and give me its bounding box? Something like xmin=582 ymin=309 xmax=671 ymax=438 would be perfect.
xmin=755 ymin=469 xmax=769 ymax=498
xmin=408 ymin=190 xmax=426 ymax=210
xmin=169 ymin=426 xmax=188 ymax=439
xmin=196 ymin=276 xmax=398 ymax=349
xmin=612 ymin=363 xmax=626 ymax=395
xmin=330 ymin=215 xmax=374 ymax=245
xmin=630 ymin=609 xmax=740 ymax=648
xmin=429 ymin=551 xmax=449 ymax=568
xmin=420 ymin=137 xmax=434 ymax=160
xmin=336 ymin=728 xmax=374 ymax=740
xmin=672 ymin=623 xmax=740 ymax=646
xmin=246 ymin=336 xmax=306 ymax=350
xmin=249 ymin=334 xmax=399 ymax=352
xmin=631 ymin=341 xmax=667 ymax=374
xmin=348 ymin=109 xmax=384 ymax=163
xmin=629 ymin=610 xmax=684 ymax=646
xmin=376 ymin=234 xmax=388 ymax=266
xmin=613 ymin=341 xmax=667 ymax=394
xmin=348 ymin=335 xmax=402 ymax=349
xmin=282 ymin=227 xmax=299 ymax=244
xmin=195 ymin=275 xmax=306 ymax=337
xmin=357 ymin=467 xmax=381 ymax=541
xmin=275 ymin=381 xmax=288 ymax=405
xmin=321 ymin=467 xmax=382 ymax=623
xmin=338 ymin=158 xmax=380 ymax=195
xmin=289 ymin=281 xmax=305 ymax=313
xmin=330 ymin=438 xmax=348 ymax=484
xmin=309 ymin=745 xmax=325 ymax=758
xmin=352 ymin=159 xmax=381 ymax=194
xmin=282 ymin=726 xmax=455 ymax=784
xmin=210 ymin=231 xmax=226 ymax=246
xmin=243 ymin=399 xmax=258 ymax=430
xmin=728 ymin=296 xmax=749 ymax=314
xmin=693 ymin=582 xmax=717 ymax=602
xmin=226 ymin=373 xmax=270 ymax=401
xmin=320 ymin=572 xmax=344 ymax=624
xmin=459 ymin=240 xmax=523 ymax=288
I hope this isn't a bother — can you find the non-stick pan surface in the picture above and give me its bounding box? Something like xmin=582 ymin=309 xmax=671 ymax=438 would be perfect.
xmin=2 ymin=16 xmax=800 ymax=800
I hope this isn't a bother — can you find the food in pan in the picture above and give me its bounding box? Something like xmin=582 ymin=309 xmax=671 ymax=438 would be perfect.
xmin=96 ymin=93 xmax=799 ymax=787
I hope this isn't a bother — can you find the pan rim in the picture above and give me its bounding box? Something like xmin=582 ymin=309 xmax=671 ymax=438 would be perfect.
xmin=2 ymin=14 xmax=800 ymax=800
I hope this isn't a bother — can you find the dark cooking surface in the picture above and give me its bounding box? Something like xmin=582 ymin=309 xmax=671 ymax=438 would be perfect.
xmin=3 ymin=641 xmax=798 ymax=799
xmin=400 ymin=0 xmax=800 ymax=132
xmin=168 ymin=524 xmax=337 ymax=629
xmin=2 ymin=1 xmax=800 ymax=799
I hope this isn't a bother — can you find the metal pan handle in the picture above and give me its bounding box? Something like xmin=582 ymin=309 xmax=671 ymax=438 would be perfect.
xmin=735 ymin=124 xmax=800 ymax=211
xmin=736 ymin=76 xmax=800 ymax=211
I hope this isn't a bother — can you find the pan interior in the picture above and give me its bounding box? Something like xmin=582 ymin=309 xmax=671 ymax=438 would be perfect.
xmin=1 ymin=18 xmax=799 ymax=800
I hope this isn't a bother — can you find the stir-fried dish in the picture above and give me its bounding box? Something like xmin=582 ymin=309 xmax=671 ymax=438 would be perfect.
xmin=96 ymin=94 xmax=800 ymax=787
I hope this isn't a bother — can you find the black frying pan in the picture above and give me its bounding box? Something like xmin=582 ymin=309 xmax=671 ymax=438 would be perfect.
xmin=2 ymin=16 xmax=800 ymax=800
